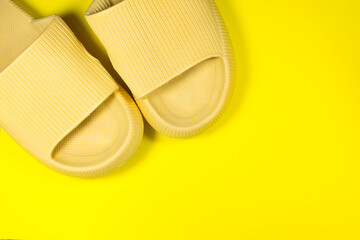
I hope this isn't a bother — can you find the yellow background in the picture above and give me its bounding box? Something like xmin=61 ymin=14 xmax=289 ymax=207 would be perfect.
xmin=1 ymin=0 xmax=360 ymax=239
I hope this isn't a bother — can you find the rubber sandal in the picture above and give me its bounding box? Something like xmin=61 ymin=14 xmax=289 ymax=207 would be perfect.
xmin=85 ymin=0 xmax=235 ymax=138
xmin=0 ymin=0 xmax=144 ymax=177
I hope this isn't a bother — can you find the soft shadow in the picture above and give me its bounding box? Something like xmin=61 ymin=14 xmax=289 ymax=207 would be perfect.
xmin=100 ymin=120 xmax=156 ymax=179
xmin=9 ymin=2 xmax=130 ymax=92
xmin=12 ymin=0 xmax=41 ymax=18
xmin=62 ymin=13 xmax=157 ymax=176
xmin=203 ymin=0 xmax=250 ymax=136
xmin=62 ymin=13 xmax=128 ymax=91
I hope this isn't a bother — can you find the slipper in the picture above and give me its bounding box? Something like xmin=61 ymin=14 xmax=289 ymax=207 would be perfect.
xmin=85 ymin=0 xmax=235 ymax=138
xmin=0 ymin=0 xmax=144 ymax=177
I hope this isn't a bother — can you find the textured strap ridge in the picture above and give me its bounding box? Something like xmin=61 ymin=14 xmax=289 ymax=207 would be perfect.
xmin=86 ymin=0 xmax=223 ymax=99
xmin=0 ymin=16 xmax=118 ymax=160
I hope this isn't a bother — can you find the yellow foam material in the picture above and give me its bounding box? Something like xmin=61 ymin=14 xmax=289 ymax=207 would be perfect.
xmin=0 ymin=0 xmax=144 ymax=177
xmin=85 ymin=0 xmax=235 ymax=138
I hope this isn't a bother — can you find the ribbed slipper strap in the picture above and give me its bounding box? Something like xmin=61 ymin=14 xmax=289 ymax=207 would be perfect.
xmin=0 ymin=16 xmax=118 ymax=162
xmin=86 ymin=0 xmax=223 ymax=99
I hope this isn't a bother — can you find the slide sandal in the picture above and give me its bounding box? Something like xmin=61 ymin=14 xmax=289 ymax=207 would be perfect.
xmin=0 ymin=0 xmax=143 ymax=177
xmin=85 ymin=0 xmax=236 ymax=138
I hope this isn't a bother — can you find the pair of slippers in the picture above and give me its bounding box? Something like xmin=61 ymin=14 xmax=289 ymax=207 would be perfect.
xmin=0 ymin=0 xmax=235 ymax=177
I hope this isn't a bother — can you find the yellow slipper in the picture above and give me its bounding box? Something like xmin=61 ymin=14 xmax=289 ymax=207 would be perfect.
xmin=0 ymin=0 xmax=144 ymax=177
xmin=85 ymin=0 xmax=235 ymax=138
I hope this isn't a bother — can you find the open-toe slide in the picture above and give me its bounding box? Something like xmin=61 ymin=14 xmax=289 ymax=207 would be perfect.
xmin=85 ymin=0 xmax=235 ymax=138
xmin=0 ymin=0 xmax=144 ymax=177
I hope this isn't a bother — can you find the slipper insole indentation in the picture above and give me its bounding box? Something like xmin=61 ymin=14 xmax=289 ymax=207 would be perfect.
xmin=1 ymin=1 xmax=137 ymax=170
xmin=145 ymin=58 xmax=226 ymax=127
